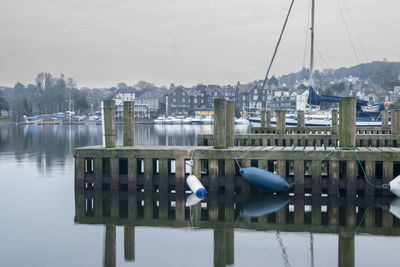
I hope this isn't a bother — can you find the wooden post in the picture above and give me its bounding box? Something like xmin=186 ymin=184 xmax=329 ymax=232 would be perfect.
xmin=312 ymin=160 xmax=322 ymax=195
xmin=175 ymin=157 xmax=185 ymax=191
xmin=123 ymin=101 xmax=135 ymax=146
xmin=209 ymin=159 xmax=219 ymax=192
xmin=75 ymin=157 xmax=84 ymax=189
xmin=144 ymin=158 xmax=153 ymax=191
xmin=94 ymin=158 xmax=103 ymax=190
xmin=276 ymin=110 xmax=286 ymax=134
xmin=128 ymin=158 xmax=137 ymax=191
xmin=158 ymin=159 xmax=169 ymax=191
xmin=391 ymin=109 xmax=400 ymax=134
xmin=261 ymin=110 xmax=266 ymax=127
xmin=297 ymin=110 xmax=305 ymax=128
xmin=226 ymin=100 xmax=235 ymax=147
xmin=266 ymin=110 xmax=272 ymax=127
xmin=124 ymin=226 xmax=135 ymax=261
xmin=102 ymin=100 xmax=116 ymax=148
xmin=214 ymin=98 xmax=227 ymax=149
xmin=328 ymin=161 xmax=339 ymax=195
xmin=331 ymin=109 xmax=338 ymax=135
xmin=382 ymin=109 xmax=388 ymax=128
xmin=110 ymin=158 xmax=119 ymax=190
xmin=294 ymin=160 xmax=304 ymax=194
xmin=364 ymin=161 xmax=375 ymax=196
xmin=339 ymin=97 xmax=356 ymax=148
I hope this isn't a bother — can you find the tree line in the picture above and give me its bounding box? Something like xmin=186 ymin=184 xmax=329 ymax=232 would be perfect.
xmin=0 ymin=73 xmax=110 ymax=121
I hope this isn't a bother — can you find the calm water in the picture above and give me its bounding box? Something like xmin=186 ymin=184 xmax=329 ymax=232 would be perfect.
xmin=0 ymin=124 xmax=399 ymax=267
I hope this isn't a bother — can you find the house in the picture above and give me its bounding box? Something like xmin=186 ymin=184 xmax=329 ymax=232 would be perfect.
xmin=167 ymin=86 xmax=191 ymax=115
xmin=135 ymin=88 xmax=167 ymax=116
xmin=114 ymin=87 xmax=135 ymax=106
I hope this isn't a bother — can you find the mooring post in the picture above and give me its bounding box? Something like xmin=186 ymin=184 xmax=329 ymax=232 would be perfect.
xmin=339 ymin=97 xmax=356 ymax=147
xmin=391 ymin=109 xmax=400 ymax=134
xmin=123 ymin=101 xmax=135 ymax=146
xmin=276 ymin=110 xmax=286 ymax=135
xmin=214 ymin=98 xmax=227 ymax=149
xmin=382 ymin=109 xmax=389 ymax=129
xmin=226 ymin=100 xmax=235 ymax=147
xmin=261 ymin=110 xmax=266 ymax=127
xmin=331 ymin=109 xmax=338 ymax=135
xmin=297 ymin=110 xmax=305 ymax=128
xmin=338 ymin=232 xmax=354 ymax=267
xmin=124 ymin=226 xmax=135 ymax=261
xmin=102 ymin=100 xmax=116 ymax=148
xmin=266 ymin=110 xmax=272 ymax=127
xmin=104 ymin=224 xmax=116 ymax=267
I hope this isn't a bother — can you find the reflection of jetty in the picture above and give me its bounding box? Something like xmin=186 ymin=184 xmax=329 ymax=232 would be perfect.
xmin=75 ymin=98 xmax=400 ymax=196
xmin=74 ymin=189 xmax=400 ymax=267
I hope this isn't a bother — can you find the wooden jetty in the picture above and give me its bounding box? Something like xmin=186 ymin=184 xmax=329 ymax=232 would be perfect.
xmin=75 ymin=189 xmax=400 ymax=267
xmin=74 ymin=98 xmax=400 ymax=196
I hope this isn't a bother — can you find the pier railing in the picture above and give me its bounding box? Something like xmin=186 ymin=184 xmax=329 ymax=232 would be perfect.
xmin=198 ymin=133 xmax=400 ymax=147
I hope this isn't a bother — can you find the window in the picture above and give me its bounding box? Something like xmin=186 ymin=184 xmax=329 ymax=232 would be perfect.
xmin=182 ymin=98 xmax=185 ymax=103
xmin=173 ymin=98 xmax=176 ymax=103
xmin=253 ymin=95 xmax=258 ymax=101
xmin=242 ymin=95 xmax=246 ymax=100
xmin=201 ymin=99 xmax=204 ymax=103
xmin=173 ymin=92 xmax=176 ymax=96
xmin=194 ymin=98 xmax=197 ymax=103
xmin=254 ymin=89 xmax=258 ymax=94
xmin=214 ymin=91 xmax=218 ymax=96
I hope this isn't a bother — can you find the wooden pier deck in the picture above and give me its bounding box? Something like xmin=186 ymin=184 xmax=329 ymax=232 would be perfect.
xmin=74 ymin=98 xmax=400 ymax=196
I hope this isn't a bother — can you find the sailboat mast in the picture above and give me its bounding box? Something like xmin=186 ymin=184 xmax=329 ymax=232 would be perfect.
xmin=309 ymin=0 xmax=315 ymax=85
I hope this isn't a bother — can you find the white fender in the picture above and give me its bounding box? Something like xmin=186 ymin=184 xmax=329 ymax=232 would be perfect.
xmin=389 ymin=175 xmax=400 ymax=197
xmin=186 ymin=175 xmax=207 ymax=198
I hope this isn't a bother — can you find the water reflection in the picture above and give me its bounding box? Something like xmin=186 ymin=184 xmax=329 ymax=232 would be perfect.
xmin=0 ymin=124 xmax=250 ymax=172
xmin=75 ymin=189 xmax=400 ymax=267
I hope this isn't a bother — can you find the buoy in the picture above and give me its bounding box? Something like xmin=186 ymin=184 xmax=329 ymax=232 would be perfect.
xmin=240 ymin=167 xmax=290 ymax=192
xmin=388 ymin=175 xmax=400 ymax=197
xmin=186 ymin=193 xmax=204 ymax=207
xmin=186 ymin=175 xmax=207 ymax=198
xmin=240 ymin=195 xmax=290 ymax=218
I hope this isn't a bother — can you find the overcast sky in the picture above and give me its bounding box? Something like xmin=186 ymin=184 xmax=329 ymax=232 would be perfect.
xmin=1 ymin=0 xmax=399 ymax=88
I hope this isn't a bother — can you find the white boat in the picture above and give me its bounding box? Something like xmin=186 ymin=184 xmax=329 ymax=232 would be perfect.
xmin=171 ymin=116 xmax=184 ymax=124
xmin=201 ymin=116 xmax=214 ymax=124
xmin=235 ymin=117 xmax=249 ymax=125
xmin=154 ymin=116 xmax=165 ymax=124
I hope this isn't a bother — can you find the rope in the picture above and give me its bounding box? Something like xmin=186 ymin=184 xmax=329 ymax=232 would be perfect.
xmin=342 ymin=146 xmax=390 ymax=190
xmin=290 ymin=149 xmax=337 ymax=187
xmin=261 ymin=0 xmax=295 ymax=90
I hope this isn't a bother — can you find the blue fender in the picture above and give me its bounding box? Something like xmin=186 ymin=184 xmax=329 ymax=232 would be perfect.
xmin=241 ymin=195 xmax=290 ymax=218
xmin=240 ymin=167 xmax=290 ymax=192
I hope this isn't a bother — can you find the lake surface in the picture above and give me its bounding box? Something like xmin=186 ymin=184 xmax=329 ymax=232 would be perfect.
xmin=0 ymin=124 xmax=399 ymax=267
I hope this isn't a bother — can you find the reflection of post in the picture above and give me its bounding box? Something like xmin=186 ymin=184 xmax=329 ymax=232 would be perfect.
xmin=338 ymin=232 xmax=354 ymax=267
xmin=214 ymin=229 xmax=226 ymax=267
xmin=225 ymin=229 xmax=234 ymax=265
xmin=124 ymin=226 xmax=135 ymax=261
xmin=104 ymin=224 xmax=116 ymax=267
